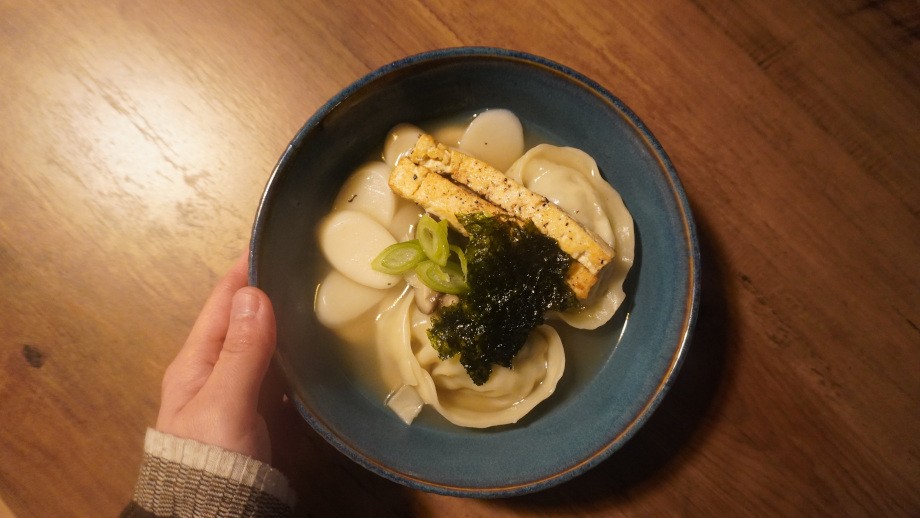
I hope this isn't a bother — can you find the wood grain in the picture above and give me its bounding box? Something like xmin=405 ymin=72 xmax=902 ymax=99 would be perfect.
xmin=0 ymin=0 xmax=917 ymax=516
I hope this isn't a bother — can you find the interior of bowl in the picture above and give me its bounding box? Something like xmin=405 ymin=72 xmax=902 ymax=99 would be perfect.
xmin=250 ymin=47 xmax=699 ymax=497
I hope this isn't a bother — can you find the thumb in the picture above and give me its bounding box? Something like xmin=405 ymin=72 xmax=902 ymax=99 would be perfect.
xmin=207 ymin=286 xmax=276 ymax=414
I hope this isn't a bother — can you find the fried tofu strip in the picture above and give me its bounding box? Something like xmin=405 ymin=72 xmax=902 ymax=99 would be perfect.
xmin=388 ymin=158 xmax=505 ymax=233
xmin=565 ymin=262 xmax=600 ymax=301
xmin=388 ymin=148 xmax=602 ymax=300
xmin=407 ymin=134 xmax=615 ymax=276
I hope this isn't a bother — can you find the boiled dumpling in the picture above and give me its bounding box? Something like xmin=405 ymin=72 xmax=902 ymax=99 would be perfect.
xmin=507 ymin=144 xmax=634 ymax=330
xmin=375 ymin=290 xmax=565 ymax=428
xmin=506 ymin=144 xmax=613 ymax=244
xmin=375 ymin=290 xmax=423 ymax=392
xmin=412 ymin=311 xmax=564 ymax=428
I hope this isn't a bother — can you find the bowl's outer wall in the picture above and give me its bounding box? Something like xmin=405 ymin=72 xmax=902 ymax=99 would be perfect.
xmin=251 ymin=49 xmax=698 ymax=496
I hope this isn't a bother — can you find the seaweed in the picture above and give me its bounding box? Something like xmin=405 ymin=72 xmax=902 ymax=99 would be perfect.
xmin=428 ymin=213 xmax=577 ymax=385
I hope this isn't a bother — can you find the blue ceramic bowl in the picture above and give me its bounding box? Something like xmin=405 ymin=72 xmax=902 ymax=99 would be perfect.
xmin=250 ymin=47 xmax=699 ymax=497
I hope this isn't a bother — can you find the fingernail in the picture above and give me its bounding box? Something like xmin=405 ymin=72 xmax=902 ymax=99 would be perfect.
xmin=232 ymin=289 xmax=259 ymax=318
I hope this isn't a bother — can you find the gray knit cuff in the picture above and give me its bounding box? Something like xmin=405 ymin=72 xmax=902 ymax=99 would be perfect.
xmin=131 ymin=428 xmax=295 ymax=517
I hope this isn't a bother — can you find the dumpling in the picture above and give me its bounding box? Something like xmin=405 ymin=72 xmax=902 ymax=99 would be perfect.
xmin=375 ymin=289 xmax=422 ymax=394
xmin=376 ymin=290 xmax=565 ymax=428
xmin=506 ymin=144 xmax=635 ymax=330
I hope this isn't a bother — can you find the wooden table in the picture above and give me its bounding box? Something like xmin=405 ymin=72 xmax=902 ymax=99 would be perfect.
xmin=1 ymin=1 xmax=917 ymax=516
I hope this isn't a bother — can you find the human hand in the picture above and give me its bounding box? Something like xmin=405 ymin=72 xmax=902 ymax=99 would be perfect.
xmin=156 ymin=253 xmax=277 ymax=463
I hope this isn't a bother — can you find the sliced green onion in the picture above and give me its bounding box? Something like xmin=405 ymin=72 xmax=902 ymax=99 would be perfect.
xmin=416 ymin=215 xmax=449 ymax=266
xmin=450 ymin=244 xmax=468 ymax=277
xmin=415 ymin=260 xmax=469 ymax=295
xmin=371 ymin=240 xmax=426 ymax=275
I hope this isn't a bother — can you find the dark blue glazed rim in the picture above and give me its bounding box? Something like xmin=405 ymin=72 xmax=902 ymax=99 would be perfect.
xmin=251 ymin=47 xmax=700 ymax=497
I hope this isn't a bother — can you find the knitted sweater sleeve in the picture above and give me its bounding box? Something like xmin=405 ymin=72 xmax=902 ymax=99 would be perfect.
xmin=120 ymin=428 xmax=296 ymax=518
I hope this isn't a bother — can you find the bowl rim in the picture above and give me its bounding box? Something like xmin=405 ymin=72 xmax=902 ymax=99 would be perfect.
xmin=250 ymin=46 xmax=700 ymax=497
